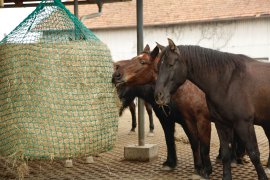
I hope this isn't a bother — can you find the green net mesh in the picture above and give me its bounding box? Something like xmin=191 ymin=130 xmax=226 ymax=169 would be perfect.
xmin=0 ymin=0 xmax=119 ymax=159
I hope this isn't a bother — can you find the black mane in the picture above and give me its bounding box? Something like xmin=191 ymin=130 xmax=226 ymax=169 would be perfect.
xmin=178 ymin=45 xmax=251 ymax=75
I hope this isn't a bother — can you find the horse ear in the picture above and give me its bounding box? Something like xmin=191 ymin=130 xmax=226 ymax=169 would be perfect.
xmin=168 ymin=38 xmax=180 ymax=55
xmin=168 ymin=38 xmax=176 ymax=50
xmin=156 ymin=42 xmax=165 ymax=51
xmin=150 ymin=46 xmax=159 ymax=61
xmin=143 ymin=44 xmax=150 ymax=53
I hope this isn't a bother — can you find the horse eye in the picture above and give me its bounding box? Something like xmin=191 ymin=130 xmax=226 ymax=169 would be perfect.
xmin=140 ymin=60 xmax=145 ymax=64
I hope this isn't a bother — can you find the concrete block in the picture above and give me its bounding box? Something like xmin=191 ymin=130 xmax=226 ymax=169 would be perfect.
xmin=124 ymin=144 xmax=158 ymax=161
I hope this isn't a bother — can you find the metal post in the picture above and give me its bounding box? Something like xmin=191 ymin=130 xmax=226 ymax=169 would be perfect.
xmin=136 ymin=0 xmax=145 ymax=146
xmin=74 ymin=0 xmax=79 ymax=18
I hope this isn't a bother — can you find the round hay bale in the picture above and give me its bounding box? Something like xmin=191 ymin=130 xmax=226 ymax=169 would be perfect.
xmin=0 ymin=0 xmax=119 ymax=159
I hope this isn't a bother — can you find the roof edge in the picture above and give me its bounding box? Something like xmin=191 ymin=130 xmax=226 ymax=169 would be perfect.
xmin=89 ymin=15 xmax=270 ymax=31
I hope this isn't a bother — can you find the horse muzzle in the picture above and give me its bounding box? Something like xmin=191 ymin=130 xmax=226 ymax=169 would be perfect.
xmin=112 ymin=72 xmax=126 ymax=87
xmin=154 ymin=91 xmax=170 ymax=106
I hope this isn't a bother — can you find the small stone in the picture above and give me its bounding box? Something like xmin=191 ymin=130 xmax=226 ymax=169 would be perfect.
xmin=65 ymin=159 xmax=73 ymax=168
xmin=147 ymin=132 xmax=154 ymax=137
xmin=86 ymin=156 xmax=94 ymax=164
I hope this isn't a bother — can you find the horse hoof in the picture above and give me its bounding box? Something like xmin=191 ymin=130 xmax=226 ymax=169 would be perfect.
xmin=128 ymin=131 xmax=136 ymax=135
xmin=147 ymin=132 xmax=154 ymax=137
xmin=161 ymin=165 xmax=175 ymax=171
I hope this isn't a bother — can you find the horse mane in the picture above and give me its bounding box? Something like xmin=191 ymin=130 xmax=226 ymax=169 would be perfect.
xmin=179 ymin=45 xmax=252 ymax=75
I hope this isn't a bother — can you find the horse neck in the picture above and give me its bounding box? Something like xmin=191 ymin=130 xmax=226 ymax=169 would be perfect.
xmin=118 ymin=86 xmax=136 ymax=107
xmin=134 ymin=85 xmax=156 ymax=105
xmin=186 ymin=61 xmax=234 ymax=98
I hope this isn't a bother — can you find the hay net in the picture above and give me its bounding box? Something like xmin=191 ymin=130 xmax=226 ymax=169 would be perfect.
xmin=0 ymin=0 xmax=119 ymax=159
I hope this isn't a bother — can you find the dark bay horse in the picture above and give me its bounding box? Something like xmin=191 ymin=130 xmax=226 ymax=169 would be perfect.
xmin=154 ymin=38 xmax=270 ymax=180
xmin=113 ymin=62 xmax=154 ymax=135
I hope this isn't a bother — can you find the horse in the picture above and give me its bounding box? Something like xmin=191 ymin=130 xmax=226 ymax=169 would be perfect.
xmin=113 ymin=62 xmax=154 ymax=135
xmin=154 ymin=38 xmax=270 ymax=180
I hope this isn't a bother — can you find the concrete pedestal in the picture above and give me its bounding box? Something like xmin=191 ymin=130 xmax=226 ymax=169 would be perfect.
xmin=124 ymin=144 xmax=158 ymax=161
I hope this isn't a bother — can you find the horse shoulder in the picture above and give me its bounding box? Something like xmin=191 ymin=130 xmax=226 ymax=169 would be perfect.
xmin=172 ymin=80 xmax=208 ymax=117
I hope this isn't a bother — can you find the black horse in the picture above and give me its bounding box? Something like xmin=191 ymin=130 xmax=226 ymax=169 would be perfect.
xmin=154 ymin=38 xmax=270 ymax=180
xmin=116 ymin=85 xmax=154 ymax=135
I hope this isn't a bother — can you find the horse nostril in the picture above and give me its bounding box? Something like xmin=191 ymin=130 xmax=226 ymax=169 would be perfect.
xmin=155 ymin=91 xmax=163 ymax=102
xmin=114 ymin=71 xmax=122 ymax=80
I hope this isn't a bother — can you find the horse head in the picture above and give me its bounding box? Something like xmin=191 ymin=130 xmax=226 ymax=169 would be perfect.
xmin=154 ymin=38 xmax=188 ymax=106
xmin=112 ymin=44 xmax=159 ymax=87
xmin=112 ymin=60 xmax=130 ymax=87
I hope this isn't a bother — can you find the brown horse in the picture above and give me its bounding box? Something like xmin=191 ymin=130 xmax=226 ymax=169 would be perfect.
xmin=154 ymin=38 xmax=270 ymax=180
xmin=113 ymin=62 xmax=154 ymax=135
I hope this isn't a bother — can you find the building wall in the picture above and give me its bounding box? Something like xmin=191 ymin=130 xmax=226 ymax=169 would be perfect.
xmin=93 ymin=18 xmax=270 ymax=62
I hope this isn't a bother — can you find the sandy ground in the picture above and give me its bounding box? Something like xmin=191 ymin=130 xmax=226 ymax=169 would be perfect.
xmin=0 ymin=109 xmax=269 ymax=179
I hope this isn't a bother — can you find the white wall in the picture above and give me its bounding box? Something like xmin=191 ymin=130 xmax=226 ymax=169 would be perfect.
xmin=93 ymin=18 xmax=270 ymax=62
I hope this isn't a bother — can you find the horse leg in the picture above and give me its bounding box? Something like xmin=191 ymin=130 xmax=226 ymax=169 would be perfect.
xmin=144 ymin=102 xmax=154 ymax=134
xmin=129 ymin=101 xmax=136 ymax=132
xmin=262 ymin=124 xmax=270 ymax=170
xmin=197 ymin=117 xmax=212 ymax=178
xmin=234 ymin=120 xmax=268 ymax=180
xmin=156 ymin=112 xmax=177 ymax=170
xmin=216 ymin=129 xmax=245 ymax=166
xmin=181 ymin=119 xmax=204 ymax=177
xmin=162 ymin=120 xmax=177 ymax=169
xmin=229 ymin=132 xmax=247 ymax=167
xmin=233 ymin=132 xmax=246 ymax=165
xmin=216 ymin=144 xmax=222 ymax=163
xmin=229 ymin=132 xmax=240 ymax=167
xmin=215 ymin=122 xmax=233 ymax=180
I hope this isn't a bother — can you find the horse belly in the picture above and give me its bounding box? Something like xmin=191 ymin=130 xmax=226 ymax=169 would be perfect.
xmin=254 ymin=92 xmax=270 ymax=125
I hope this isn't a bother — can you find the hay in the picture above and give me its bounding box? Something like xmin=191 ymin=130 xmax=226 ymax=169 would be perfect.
xmin=0 ymin=40 xmax=119 ymax=159
xmin=0 ymin=0 xmax=120 ymax=159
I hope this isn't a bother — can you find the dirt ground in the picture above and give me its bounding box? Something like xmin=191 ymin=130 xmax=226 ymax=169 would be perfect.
xmin=0 ymin=109 xmax=269 ymax=180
